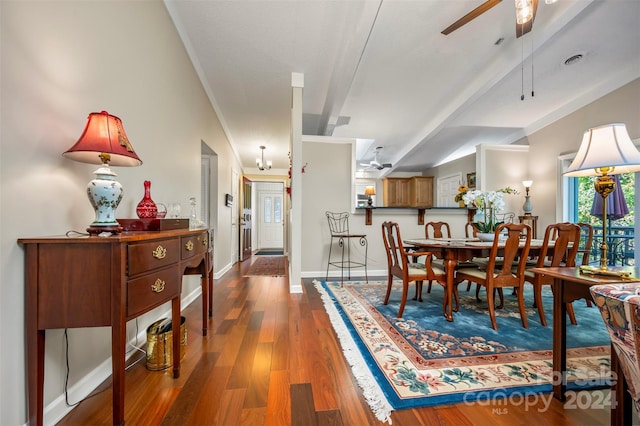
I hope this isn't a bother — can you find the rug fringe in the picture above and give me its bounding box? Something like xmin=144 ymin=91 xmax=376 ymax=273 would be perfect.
xmin=313 ymin=280 xmax=394 ymax=424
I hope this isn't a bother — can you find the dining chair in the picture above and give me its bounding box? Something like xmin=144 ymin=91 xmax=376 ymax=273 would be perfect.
xmin=454 ymin=223 xmax=532 ymax=331
xmin=424 ymin=221 xmax=450 ymax=293
xmin=381 ymin=221 xmax=449 ymax=318
xmin=524 ymin=222 xmax=581 ymax=326
xmin=465 ymin=222 xmax=478 ymax=238
xmin=425 ymin=221 xmax=451 ymax=239
xmin=577 ymin=222 xmax=594 ymax=266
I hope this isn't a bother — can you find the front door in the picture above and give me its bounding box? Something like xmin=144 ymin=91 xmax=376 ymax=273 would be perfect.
xmin=241 ymin=176 xmax=253 ymax=261
xmin=258 ymin=187 xmax=284 ymax=249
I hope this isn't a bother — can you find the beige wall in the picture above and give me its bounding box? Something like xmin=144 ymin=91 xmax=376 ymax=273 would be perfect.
xmin=522 ymin=78 xmax=640 ymax=233
xmin=300 ymin=141 xmax=469 ymax=278
xmin=0 ymin=2 xmax=241 ymax=424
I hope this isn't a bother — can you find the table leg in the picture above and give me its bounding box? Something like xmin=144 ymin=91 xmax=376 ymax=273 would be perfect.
xmin=28 ymin=329 xmax=44 ymax=426
xmin=208 ymin=254 xmax=213 ymax=318
xmin=111 ymin=316 xmax=126 ymax=425
xmin=444 ymin=258 xmax=456 ymax=322
xmin=172 ymin=297 xmax=181 ymax=379
xmin=201 ymin=272 xmax=208 ymax=336
xmin=552 ymin=277 xmax=567 ymax=401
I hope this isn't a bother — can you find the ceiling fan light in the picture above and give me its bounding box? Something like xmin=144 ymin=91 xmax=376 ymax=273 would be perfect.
xmin=515 ymin=0 xmax=534 ymax=24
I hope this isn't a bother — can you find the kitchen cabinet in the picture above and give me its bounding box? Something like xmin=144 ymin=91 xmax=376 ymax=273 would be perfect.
xmin=382 ymin=176 xmax=433 ymax=207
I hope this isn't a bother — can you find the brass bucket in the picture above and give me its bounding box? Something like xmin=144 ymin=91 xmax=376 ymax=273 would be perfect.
xmin=146 ymin=316 xmax=187 ymax=371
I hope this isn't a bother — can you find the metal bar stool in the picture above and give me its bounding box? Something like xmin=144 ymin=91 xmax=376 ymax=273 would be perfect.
xmin=325 ymin=211 xmax=368 ymax=283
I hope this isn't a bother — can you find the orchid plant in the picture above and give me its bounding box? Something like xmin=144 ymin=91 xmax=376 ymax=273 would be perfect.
xmin=462 ymin=187 xmax=518 ymax=233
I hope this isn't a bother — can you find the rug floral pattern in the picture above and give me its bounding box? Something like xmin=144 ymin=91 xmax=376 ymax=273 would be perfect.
xmin=317 ymin=280 xmax=611 ymax=408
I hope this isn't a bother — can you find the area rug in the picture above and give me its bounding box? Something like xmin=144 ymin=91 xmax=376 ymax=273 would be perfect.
xmin=314 ymin=279 xmax=611 ymax=423
xmin=244 ymin=256 xmax=286 ymax=276
xmin=255 ymin=249 xmax=284 ymax=256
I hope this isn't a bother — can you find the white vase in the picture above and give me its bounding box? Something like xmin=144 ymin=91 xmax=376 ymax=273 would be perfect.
xmin=477 ymin=232 xmax=495 ymax=242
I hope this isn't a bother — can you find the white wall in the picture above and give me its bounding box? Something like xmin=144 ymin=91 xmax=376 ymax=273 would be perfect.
xmin=478 ymin=144 xmax=530 ymax=219
xmin=0 ymin=2 xmax=240 ymax=424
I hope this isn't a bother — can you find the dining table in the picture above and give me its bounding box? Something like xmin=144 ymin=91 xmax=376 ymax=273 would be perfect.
xmin=404 ymin=237 xmax=549 ymax=321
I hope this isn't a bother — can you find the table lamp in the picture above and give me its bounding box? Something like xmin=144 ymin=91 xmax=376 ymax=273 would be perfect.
xmin=63 ymin=111 xmax=142 ymax=235
xmin=522 ymin=180 xmax=533 ymax=214
xmin=365 ymin=185 xmax=376 ymax=207
xmin=564 ymin=123 xmax=640 ymax=270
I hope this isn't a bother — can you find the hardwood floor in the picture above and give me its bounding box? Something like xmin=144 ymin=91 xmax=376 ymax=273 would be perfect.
xmin=59 ymin=257 xmax=612 ymax=425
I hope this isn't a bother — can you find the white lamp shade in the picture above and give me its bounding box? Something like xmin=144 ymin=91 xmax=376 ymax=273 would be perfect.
xmin=564 ymin=123 xmax=640 ymax=176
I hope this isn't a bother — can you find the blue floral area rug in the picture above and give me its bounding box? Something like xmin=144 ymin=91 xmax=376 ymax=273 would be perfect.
xmin=313 ymin=279 xmax=611 ymax=422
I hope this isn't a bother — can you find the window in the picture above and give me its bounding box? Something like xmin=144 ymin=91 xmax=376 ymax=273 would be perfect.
xmin=565 ymin=171 xmax=635 ymax=266
xmin=264 ymin=197 xmax=272 ymax=223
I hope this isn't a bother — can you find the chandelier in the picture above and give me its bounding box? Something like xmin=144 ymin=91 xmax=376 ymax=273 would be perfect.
xmin=256 ymin=145 xmax=272 ymax=171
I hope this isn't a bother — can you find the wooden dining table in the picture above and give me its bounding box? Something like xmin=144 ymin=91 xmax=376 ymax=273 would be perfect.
xmin=404 ymin=237 xmax=548 ymax=321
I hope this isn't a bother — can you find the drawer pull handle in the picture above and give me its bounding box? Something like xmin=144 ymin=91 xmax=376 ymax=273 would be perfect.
xmin=185 ymin=240 xmax=194 ymax=251
xmin=152 ymin=245 xmax=167 ymax=259
xmin=202 ymin=238 xmax=208 ymax=247
xmin=151 ymin=279 xmax=165 ymax=293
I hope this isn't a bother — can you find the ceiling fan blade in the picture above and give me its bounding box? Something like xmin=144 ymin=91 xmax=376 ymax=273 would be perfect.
xmin=377 ymin=163 xmax=392 ymax=170
xmin=441 ymin=0 xmax=502 ymax=35
xmin=516 ymin=0 xmax=538 ymax=38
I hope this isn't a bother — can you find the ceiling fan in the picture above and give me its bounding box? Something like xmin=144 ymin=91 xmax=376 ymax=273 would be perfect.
xmin=441 ymin=0 xmax=538 ymax=38
xmin=359 ymin=147 xmax=392 ymax=170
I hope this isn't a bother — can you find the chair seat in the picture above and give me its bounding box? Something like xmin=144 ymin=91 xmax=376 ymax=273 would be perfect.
xmin=456 ymin=266 xmax=515 ymax=280
xmin=409 ymin=262 xmax=445 ymax=276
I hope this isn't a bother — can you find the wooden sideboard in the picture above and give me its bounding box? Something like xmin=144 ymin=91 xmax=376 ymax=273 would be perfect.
xmin=19 ymin=228 xmax=212 ymax=426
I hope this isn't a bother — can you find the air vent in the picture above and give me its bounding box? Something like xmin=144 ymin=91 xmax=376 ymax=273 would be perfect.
xmin=563 ymin=54 xmax=584 ymax=66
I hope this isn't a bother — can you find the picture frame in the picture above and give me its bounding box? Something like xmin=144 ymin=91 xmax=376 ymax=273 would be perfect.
xmin=467 ymin=172 xmax=476 ymax=189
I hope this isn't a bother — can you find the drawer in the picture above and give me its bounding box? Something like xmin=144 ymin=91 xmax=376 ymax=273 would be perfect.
xmin=128 ymin=238 xmax=180 ymax=276
xmin=181 ymin=232 xmax=208 ymax=260
xmin=127 ymin=266 xmax=181 ymax=317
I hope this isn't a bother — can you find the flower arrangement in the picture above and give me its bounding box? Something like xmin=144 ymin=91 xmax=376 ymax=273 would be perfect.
xmin=454 ymin=184 xmax=468 ymax=204
xmin=461 ymin=187 xmax=518 ymax=233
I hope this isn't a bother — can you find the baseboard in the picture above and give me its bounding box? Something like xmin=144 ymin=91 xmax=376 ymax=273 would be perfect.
xmin=43 ymin=286 xmax=203 ymax=426
xmin=301 ymin=269 xmax=387 ymax=279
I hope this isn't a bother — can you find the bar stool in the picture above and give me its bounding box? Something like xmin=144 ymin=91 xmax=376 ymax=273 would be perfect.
xmin=325 ymin=211 xmax=368 ymax=283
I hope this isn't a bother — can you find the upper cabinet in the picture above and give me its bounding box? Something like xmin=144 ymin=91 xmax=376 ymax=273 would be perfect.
xmin=382 ymin=176 xmax=433 ymax=207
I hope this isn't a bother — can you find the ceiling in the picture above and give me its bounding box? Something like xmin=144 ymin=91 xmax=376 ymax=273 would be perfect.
xmin=164 ymin=0 xmax=640 ymax=176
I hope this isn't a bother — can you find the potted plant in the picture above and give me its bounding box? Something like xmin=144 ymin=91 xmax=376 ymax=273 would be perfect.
xmin=462 ymin=187 xmax=518 ymax=240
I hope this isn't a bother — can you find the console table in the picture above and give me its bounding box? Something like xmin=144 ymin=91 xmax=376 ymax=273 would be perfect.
xmin=19 ymin=228 xmax=212 ymax=426
xmin=528 ymin=266 xmax=637 ymax=426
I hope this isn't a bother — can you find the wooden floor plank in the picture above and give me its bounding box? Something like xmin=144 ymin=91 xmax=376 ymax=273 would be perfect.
xmin=290 ymin=383 xmax=317 ymax=426
xmin=265 ymin=370 xmax=291 ymax=425
xmin=160 ymin=352 xmax=219 ymax=425
xmin=243 ymin=342 xmax=273 ymax=409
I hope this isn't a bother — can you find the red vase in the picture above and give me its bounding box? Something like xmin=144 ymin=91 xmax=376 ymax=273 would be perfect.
xmin=136 ymin=180 xmax=157 ymax=218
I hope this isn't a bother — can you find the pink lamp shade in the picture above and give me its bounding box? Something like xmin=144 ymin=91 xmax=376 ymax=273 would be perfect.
xmin=63 ymin=111 xmax=142 ymax=166
xmin=63 ymin=111 xmax=142 ymax=235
